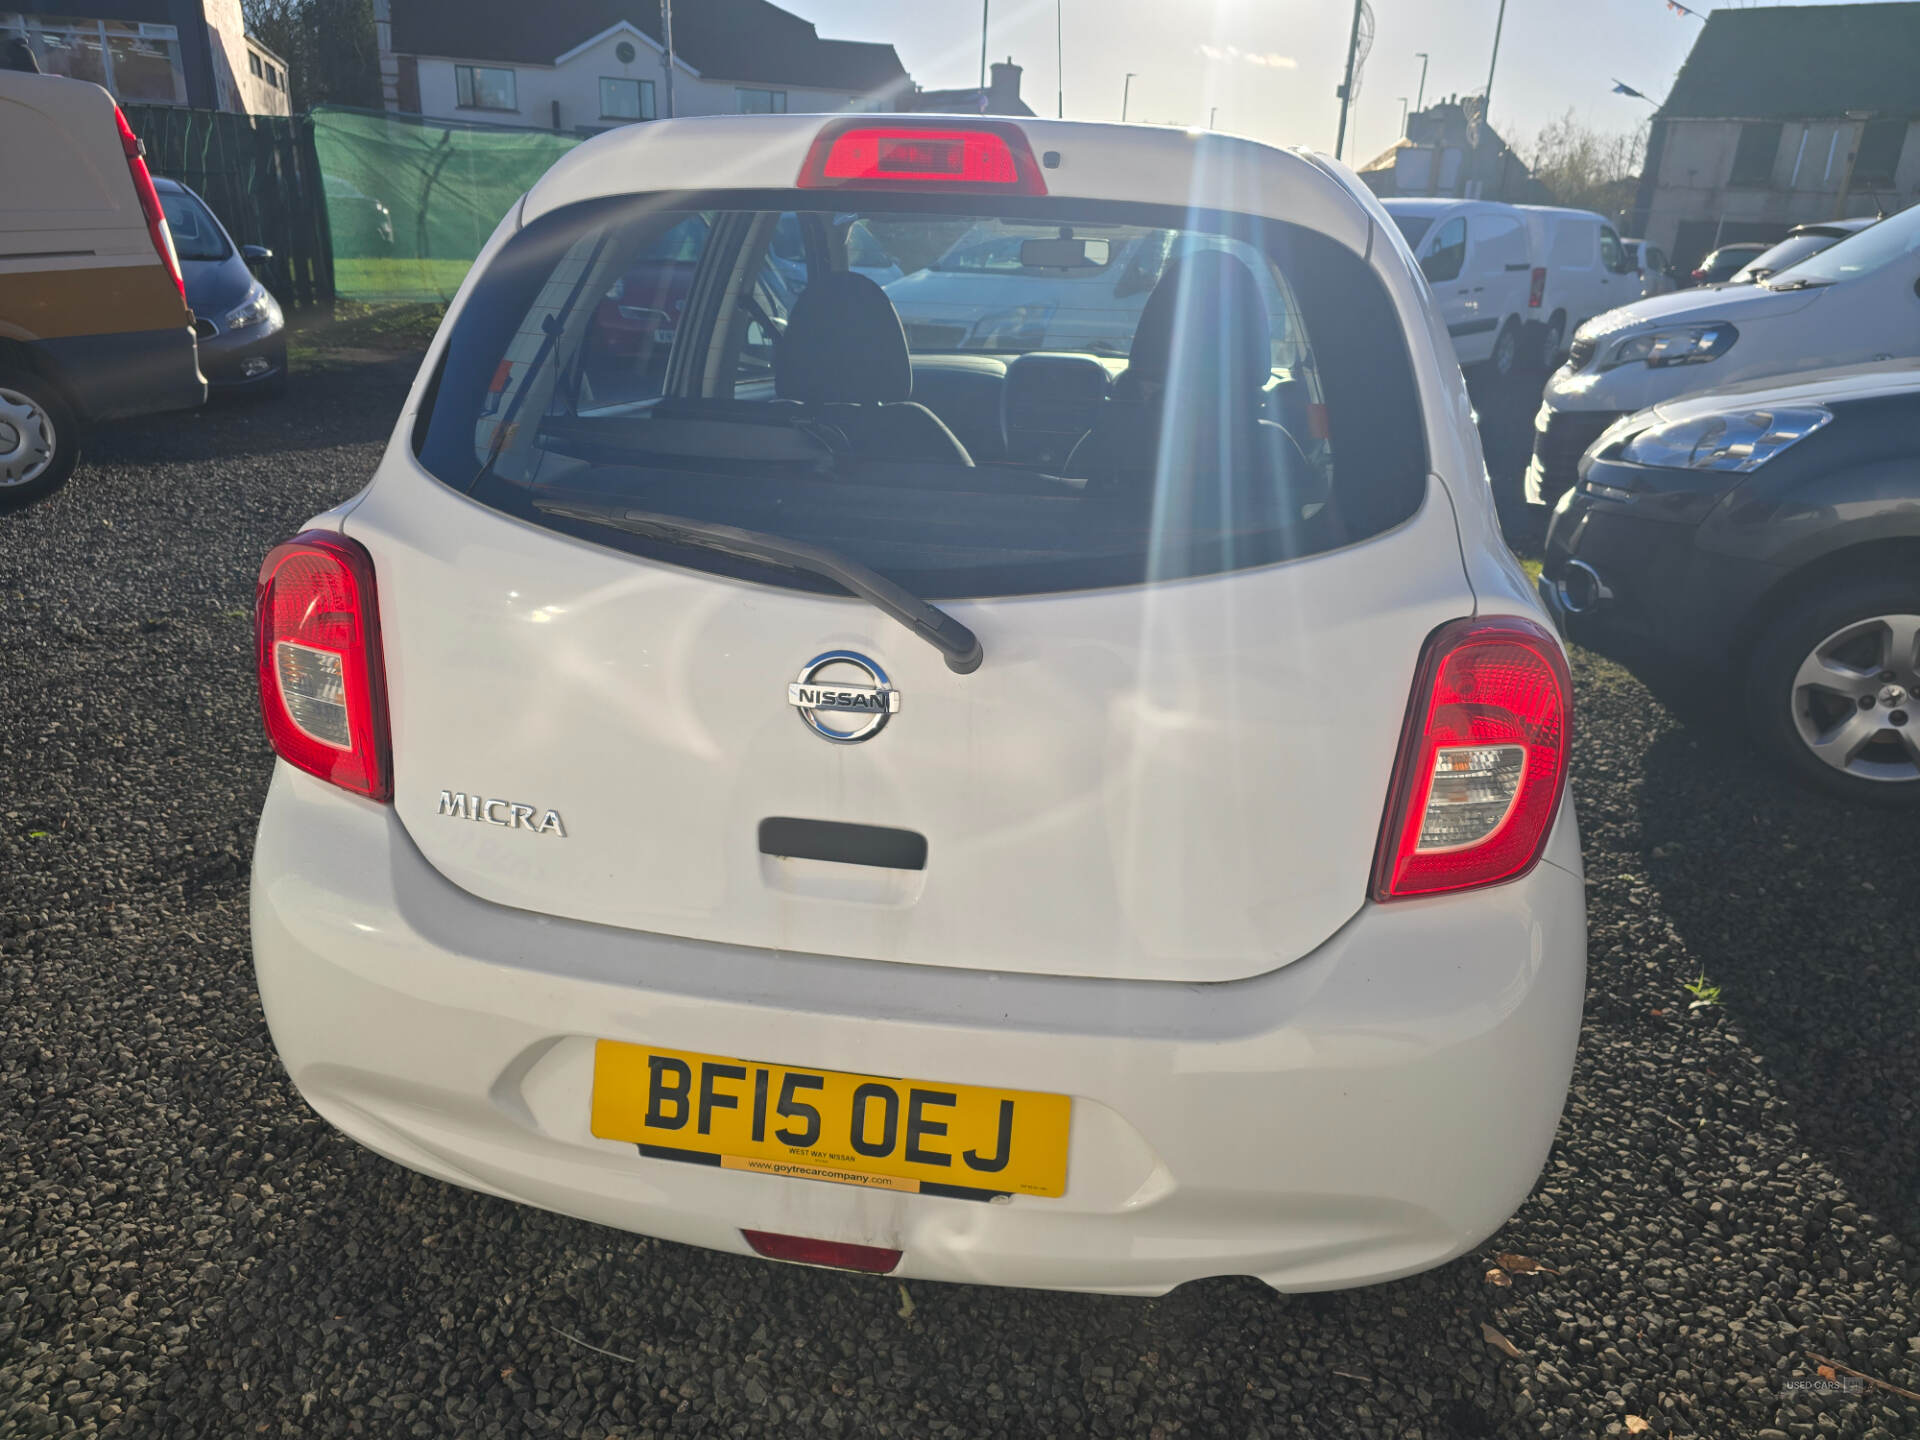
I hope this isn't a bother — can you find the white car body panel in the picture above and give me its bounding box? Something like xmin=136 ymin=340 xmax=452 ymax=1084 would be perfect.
xmin=1518 ymin=206 xmax=1636 ymax=354
xmin=1541 ymin=258 xmax=1919 ymax=418
xmin=253 ymin=765 xmax=1584 ymax=1295
xmin=255 ymin=115 xmax=1584 ymax=1292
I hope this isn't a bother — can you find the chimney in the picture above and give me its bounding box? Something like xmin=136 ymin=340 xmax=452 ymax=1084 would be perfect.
xmin=988 ymin=57 xmax=1022 ymax=114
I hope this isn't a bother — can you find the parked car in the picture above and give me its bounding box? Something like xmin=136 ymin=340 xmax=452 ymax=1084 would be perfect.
xmin=1540 ymin=361 xmax=1920 ymax=805
xmin=1622 ymin=238 xmax=1677 ymax=298
xmin=1526 ymin=199 xmax=1920 ymax=509
xmin=1517 ymin=206 xmax=1642 ymax=363
xmin=248 ymin=114 xmax=1584 ymax=1297
xmin=1728 ymin=217 xmax=1877 ymax=285
xmin=1690 ymin=242 xmax=1768 ymax=286
xmin=320 ymin=174 xmax=394 ymax=255
xmin=1382 ymin=198 xmax=1534 ymax=377
xmin=0 ymin=67 xmax=203 ymax=504
xmin=153 ymin=178 xmax=285 ymax=394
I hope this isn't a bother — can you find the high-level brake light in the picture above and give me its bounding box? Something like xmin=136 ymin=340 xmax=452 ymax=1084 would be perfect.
xmin=1372 ymin=617 xmax=1571 ymax=901
xmin=798 ymin=120 xmax=1046 ymax=195
xmin=255 ymin=531 xmax=392 ymax=801
xmin=114 ymin=107 xmax=184 ymax=303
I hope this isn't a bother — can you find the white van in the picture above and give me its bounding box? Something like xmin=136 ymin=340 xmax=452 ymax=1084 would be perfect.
xmin=1517 ymin=206 xmax=1642 ymax=363
xmin=1383 ymin=198 xmax=1534 ymax=377
xmin=1527 ymin=199 xmax=1920 ymax=508
xmin=0 ymin=68 xmax=204 ymax=503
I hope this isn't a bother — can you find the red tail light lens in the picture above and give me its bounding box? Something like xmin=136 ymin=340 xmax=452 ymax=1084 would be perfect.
xmin=742 ymin=1230 xmax=902 ymax=1274
xmin=114 ymin=107 xmax=185 ymax=303
xmin=255 ymin=531 xmax=391 ymax=801
xmin=1372 ymin=617 xmax=1571 ymax=901
xmin=1528 ymin=266 xmax=1546 ymax=309
xmin=798 ymin=120 xmax=1046 ymax=195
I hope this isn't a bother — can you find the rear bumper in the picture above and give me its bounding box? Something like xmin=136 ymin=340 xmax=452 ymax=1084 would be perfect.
xmin=251 ymin=766 xmax=1586 ymax=1296
xmin=38 ymin=327 xmax=206 ymax=421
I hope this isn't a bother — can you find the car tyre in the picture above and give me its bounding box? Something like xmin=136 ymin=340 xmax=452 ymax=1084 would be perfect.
xmin=1531 ymin=313 xmax=1566 ymax=371
xmin=0 ymin=368 xmax=80 ymax=508
xmin=1486 ymin=318 xmax=1522 ymax=381
xmin=1746 ymin=572 xmax=1920 ymax=807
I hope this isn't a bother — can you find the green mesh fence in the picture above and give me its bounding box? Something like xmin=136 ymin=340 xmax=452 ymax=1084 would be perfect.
xmin=312 ymin=107 xmax=584 ymax=303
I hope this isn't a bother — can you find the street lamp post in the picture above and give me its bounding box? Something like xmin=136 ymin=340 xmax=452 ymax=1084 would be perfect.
xmin=1397 ymin=95 xmax=1409 ymax=136
xmin=1056 ymin=0 xmax=1064 ymax=118
xmin=1414 ymin=51 xmax=1429 ymax=116
xmin=1121 ymin=71 xmax=1135 ymax=122
xmin=662 ymin=0 xmax=675 ymax=117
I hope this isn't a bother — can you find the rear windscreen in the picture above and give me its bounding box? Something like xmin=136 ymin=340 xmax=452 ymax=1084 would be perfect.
xmin=415 ymin=191 xmax=1428 ymax=599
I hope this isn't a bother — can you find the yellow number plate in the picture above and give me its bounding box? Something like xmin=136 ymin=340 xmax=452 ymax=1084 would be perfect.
xmin=590 ymin=1041 xmax=1071 ymax=1199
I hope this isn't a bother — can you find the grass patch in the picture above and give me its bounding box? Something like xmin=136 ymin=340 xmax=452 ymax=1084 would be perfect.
xmin=332 ymin=257 xmax=476 ymax=304
xmin=287 ymin=299 xmax=446 ymax=370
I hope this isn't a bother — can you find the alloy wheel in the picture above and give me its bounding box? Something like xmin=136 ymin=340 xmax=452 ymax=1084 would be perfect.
xmin=0 ymin=386 xmax=55 ymax=488
xmin=1790 ymin=613 xmax=1920 ymax=783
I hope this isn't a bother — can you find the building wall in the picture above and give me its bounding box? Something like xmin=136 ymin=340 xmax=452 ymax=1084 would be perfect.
xmin=1643 ymin=115 xmax=1920 ymax=265
xmin=404 ymin=29 xmax=885 ymax=130
xmin=5 ymin=0 xmax=289 ymax=112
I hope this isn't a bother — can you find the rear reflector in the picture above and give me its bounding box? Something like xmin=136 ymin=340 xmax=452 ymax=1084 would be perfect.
xmin=742 ymin=1230 xmax=903 ymax=1274
xmin=1372 ymin=616 xmax=1571 ymax=901
xmin=255 ymin=531 xmax=391 ymax=802
xmin=798 ymin=120 xmax=1046 ymax=195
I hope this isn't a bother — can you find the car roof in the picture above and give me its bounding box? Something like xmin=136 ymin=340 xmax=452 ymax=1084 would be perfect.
xmin=519 ymin=114 xmax=1372 ymax=256
xmin=1710 ymin=242 xmax=1769 ymax=254
xmin=1380 ymin=197 xmax=1465 ymax=213
xmin=1788 ymin=217 xmax=1877 ymax=237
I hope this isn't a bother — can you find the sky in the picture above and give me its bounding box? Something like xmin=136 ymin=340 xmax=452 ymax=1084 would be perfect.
xmin=792 ymin=0 xmax=1911 ymax=164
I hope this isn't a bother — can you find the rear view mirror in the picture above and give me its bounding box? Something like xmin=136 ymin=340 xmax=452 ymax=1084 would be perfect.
xmin=242 ymin=244 xmax=273 ymax=263
xmin=1021 ymin=237 xmax=1110 ymax=269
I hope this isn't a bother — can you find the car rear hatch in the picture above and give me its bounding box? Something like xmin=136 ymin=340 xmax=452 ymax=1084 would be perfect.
xmin=343 ymin=120 xmax=1477 ymax=984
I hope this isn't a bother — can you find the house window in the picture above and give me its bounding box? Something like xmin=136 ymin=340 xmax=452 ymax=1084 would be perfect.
xmin=1853 ymin=118 xmax=1908 ymax=188
xmin=600 ymin=76 xmax=655 ymax=121
xmin=1728 ymin=122 xmax=1782 ymax=187
xmin=265 ymin=63 xmax=279 ymax=90
xmin=455 ymin=64 xmax=516 ymax=111
xmin=736 ymin=88 xmax=787 ymax=114
xmin=0 ymin=14 xmax=188 ymax=105
xmin=248 ymin=49 xmax=261 ymax=78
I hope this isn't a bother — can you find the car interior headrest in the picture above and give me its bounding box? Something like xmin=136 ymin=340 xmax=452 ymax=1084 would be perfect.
xmin=775 ymin=271 xmax=913 ymax=405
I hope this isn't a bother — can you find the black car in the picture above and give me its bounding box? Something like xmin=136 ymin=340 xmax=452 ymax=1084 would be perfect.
xmin=154 ymin=178 xmax=287 ymax=394
xmin=1540 ymin=363 xmax=1920 ymax=805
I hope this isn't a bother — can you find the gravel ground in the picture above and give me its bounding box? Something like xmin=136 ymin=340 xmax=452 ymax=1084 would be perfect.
xmin=3 ymin=361 xmax=1917 ymax=1440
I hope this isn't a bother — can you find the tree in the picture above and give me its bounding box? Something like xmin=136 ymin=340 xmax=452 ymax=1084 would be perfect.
xmin=243 ymin=0 xmax=380 ymax=112
xmin=1524 ymin=110 xmax=1648 ymax=222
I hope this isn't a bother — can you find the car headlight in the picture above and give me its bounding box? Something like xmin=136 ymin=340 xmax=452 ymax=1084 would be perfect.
xmin=223 ymin=284 xmax=282 ymax=333
xmin=1617 ymin=405 xmax=1831 ymax=473
xmin=1600 ymin=323 xmax=1736 ymax=371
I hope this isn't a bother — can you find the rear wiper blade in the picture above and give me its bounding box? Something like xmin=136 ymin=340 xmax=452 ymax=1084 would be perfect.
xmin=533 ymin=497 xmax=984 ymax=674
xmin=1764 ymin=277 xmax=1831 ymax=291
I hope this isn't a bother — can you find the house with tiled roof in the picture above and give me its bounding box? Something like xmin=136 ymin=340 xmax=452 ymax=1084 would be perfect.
xmin=1630 ymin=2 xmax=1920 ymax=272
xmin=374 ymin=0 xmax=911 ymax=133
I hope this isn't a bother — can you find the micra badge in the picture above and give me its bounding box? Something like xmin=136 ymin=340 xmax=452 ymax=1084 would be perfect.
xmin=437 ymin=791 xmax=567 ymax=836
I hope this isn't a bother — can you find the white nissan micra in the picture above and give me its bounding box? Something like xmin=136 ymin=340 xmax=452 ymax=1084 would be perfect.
xmin=250 ymin=115 xmax=1585 ymax=1294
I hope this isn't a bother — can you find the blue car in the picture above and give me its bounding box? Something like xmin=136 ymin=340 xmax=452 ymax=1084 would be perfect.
xmin=154 ymin=178 xmax=287 ymax=394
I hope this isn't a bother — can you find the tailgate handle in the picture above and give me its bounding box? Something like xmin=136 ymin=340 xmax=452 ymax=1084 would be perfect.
xmin=758 ymin=818 xmax=927 ymax=871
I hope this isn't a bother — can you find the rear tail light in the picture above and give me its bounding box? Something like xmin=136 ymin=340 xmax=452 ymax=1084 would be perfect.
xmin=1528 ymin=266 xmax=1546 ymax=309
xmin=742 ymin=1230 xmax=902 ymax=1274
xmin=798 ymin=120 xmax=1046 ymax=195
xmin=1372 ymin=617 xmax=1571 ymax=901
xmin=114 ymin=107 xmax=185 ymax=303
xmin=1690 ymin=267 xmax=1707 ymax=284
xmin=255 ymin=531 xmax=391 ymax=801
